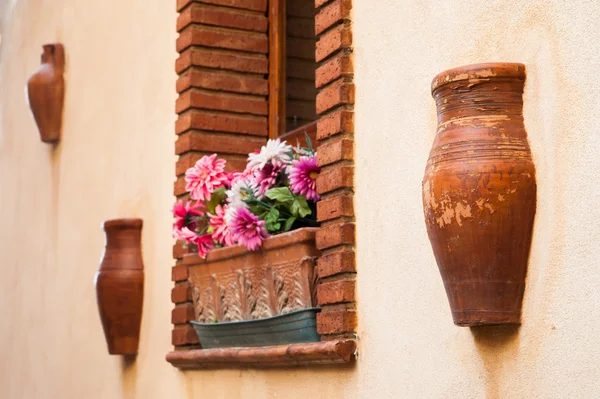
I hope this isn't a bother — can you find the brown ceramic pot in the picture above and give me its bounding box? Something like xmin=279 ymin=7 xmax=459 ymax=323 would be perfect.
xmin=95 ymin=218 xmax=144 ymax=355
xmin=26 ymin=44 xmax=65 ymax=143
xmin=422 ymin=63 xmax=537 ymax=326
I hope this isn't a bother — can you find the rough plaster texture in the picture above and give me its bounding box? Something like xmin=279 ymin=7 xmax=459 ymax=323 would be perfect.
xmin=0 ymin=1 xmax=354 ymax=398
xmin=353 ymin=0 xmax=600 ymax=398
xmin=2 ymin=0 xmax=600 ymax=398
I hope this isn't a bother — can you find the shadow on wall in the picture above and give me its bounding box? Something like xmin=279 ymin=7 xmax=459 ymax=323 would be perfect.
xmin=121 ymin=355 xmax=138 ymax=399
xmin=471 ymin=325 xmax=520 ymax=399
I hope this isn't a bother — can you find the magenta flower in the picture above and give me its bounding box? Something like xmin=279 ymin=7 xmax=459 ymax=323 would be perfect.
xmin=185 ymin=154 xmax=229 ymax=201
xmin=172 ymin=226 xmax=197 ymax=243
xmin=253 ymin=161 xmax=284 ymax=197
xmin=172 ymin=227 xmax=214 ymax=259
xmin=193 ymin=233 xmax=214 ymax=259
xmin=172 ymin=200 xmax=203 ymax=230
xmin=288 ymin=155 xmax=321 ymax=201
xmin=208 ymin=205 xmax=236 ymax=247
xmin=228 ymin=207 xmax=269 ymax=251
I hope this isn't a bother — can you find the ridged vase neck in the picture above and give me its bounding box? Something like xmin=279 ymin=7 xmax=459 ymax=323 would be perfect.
xmin=100 ymin=219 xmax=143 ymax=271
xmin=431 ymin=63 xmax=526 ymax=128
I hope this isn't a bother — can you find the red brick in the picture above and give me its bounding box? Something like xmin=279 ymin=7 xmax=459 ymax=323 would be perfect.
xmin=315 ymin=0 xmax=352 ymax=35
xmin=317 ymin=279 xmax=356 ymax=305
xmin=176 ymin=89 xmax=268 ymax=115
xmin=172 ymin=264 xmax=190 ymax=282
xmin=317 ymin=138 xmax=353 ymax=166
xmin=316 ymin=24 xmax=352 ymax=62
xmin=172 ymin=303 xmax=196 ymax=324
xmin=172 ymin=282 xmax=193 ymax=304
xmin=316 ymin=223 xmax=355 ymax=249
xmin=316 ymin=110 xmax=353 ymax=140
xmin=316 ymin=52 xmax=353 ymax=88
xmin=317 ymin=309 xmax=357 ymax=334
xmin=177 ymin=25 xmax=268 ymax=53
xmin=176 ymin=48 xmax=268 ymax=74
xmin=173 ymin=241 xmax=187 ymax=259
xmin=317 ymin=195 xmax=354 ymax=222
xmin=316 ymin=0 xmax=334 ymax=8
xmin=177 ymin=4 xmax=268 ymax=33
xmin=316 ymin=80 xmax=355 ymax=114
xmin=174 ymin=176 xmax=187 ymax=196
xmin=316 ymin=165 xmax=354 ymax=194
xmin=317 ymin=249 xmax=356 ymax=277
xmin=176 ymin=131 xmax=264 ymax=155
xmin=177 ymin=152 xmax=248 ymax=176
xmin=177 ymin=0 xmax=267 ymax=12
xmin=177 ymin=68 xmax=268 ymax=95
xmin=176 ymin=110 xmax=267 ymax=136
xmin=172 ymin=325 xmax=199 ymax=346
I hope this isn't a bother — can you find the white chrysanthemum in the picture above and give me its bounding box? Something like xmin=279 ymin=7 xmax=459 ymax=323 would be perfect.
xmin=247 ymin=139 xmax=292 ymax=170
xmin=224 ymin=204 xmax=239 ymax=225
xmin=226 ymin=177 xmax=259 ymax=211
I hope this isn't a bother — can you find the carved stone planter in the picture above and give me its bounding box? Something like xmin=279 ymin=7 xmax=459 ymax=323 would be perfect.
xmin=422 ymin=63 xmax=537 ymax=326
xmin=185 ymin=228 xmax=320 ymax=348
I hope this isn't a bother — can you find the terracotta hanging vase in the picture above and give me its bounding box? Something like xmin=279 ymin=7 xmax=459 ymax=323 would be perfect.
xmin=95 ymin=219 xmax=144 ymax=355
xmin=422 ymin=63 xmax=537 ymax=326
xmin=26 ymin=43 xmax=65 ymax=143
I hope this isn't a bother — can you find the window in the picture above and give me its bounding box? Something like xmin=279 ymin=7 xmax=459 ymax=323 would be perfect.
xmin=269 ymin=0 xmax=318 ymax=145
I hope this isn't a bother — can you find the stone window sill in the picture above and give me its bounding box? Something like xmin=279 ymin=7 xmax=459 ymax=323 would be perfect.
xmin=166 ymin=339 xmax=356 ymax=369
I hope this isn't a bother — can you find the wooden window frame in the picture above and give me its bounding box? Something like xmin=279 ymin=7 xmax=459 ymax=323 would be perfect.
xmin=170 ymin=0 xmax=357 ymax=368
xmin=268 ymin=0 xmax=286 ymax=139
xmin=268 ymin=0 xmax=317 ymax=145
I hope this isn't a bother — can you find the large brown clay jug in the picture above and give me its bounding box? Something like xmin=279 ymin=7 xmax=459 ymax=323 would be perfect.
xmin=26 ymin=44 xmax=65 ymax=143
xmin=95 ymin=219 xmax=144 ymax=355
xmin=422 ymin=63 xmax=536 ymax=326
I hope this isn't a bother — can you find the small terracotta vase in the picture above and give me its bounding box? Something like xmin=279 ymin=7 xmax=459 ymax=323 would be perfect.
xmin=26 ymin=43 xmax=65 ymax=143
xmin=95 ymin=219 xmax=144 ymax=355
xmin=422 ymin=63 xmax=537 ymax=326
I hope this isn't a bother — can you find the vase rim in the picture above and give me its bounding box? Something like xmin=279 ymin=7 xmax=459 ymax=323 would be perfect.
xmin=103 ymin=218 xmax=143 ymax=230
xmin=431 ymin=62 xmax=526 ymax=93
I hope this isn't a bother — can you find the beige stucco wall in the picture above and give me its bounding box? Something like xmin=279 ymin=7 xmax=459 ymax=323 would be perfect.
xmin=2 ymin=0 xmax=600 ymax=398
xmin=0 ymin=1 xmax=355 ymax=398
xmin=353 ymin=0 xmax=600 ymax=398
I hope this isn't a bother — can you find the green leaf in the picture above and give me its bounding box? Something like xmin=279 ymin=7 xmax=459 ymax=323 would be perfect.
xmin=292 ymin=195 xmax=312 ymax=218
xmin=249 ymin=203 xmax=267 ymax=216
xmin=264 ymin=207 xmax=281 ymax=233
xmin=304 ymin=132 xmax=314 ymax=152
xmin=265 ymin=187 xmax=294 ymax=205
xmin=283 ymin=217 xmax=297 ymax=232
xmin=207 ymin=187 xmax=227 ymax=214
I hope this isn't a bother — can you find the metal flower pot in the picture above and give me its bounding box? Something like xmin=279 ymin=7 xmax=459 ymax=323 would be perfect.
xmin=191 ymin=308 xmax=320 ymax=349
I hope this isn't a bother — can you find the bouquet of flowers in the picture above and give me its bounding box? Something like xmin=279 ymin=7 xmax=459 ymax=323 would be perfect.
xmin=172 ymin=138 xmax=320 ymax=258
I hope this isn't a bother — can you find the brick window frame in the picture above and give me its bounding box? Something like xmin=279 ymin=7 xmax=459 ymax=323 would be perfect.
xmin=169 ymin=0 xmax=356 ymax=368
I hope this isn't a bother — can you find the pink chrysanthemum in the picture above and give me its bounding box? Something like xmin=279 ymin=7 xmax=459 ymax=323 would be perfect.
xmin=172 ymin=227 xmax=214 ymax=259
xmin=228 ymin=207 xmax=269 ymax=251
xmin=171 ymin=200 xmax=203 ymax=230
xmin=193 ymin=233 xmax=214 ymax=259
xmin=288 ymin=155 xmax=321 ymax=201
xmin=253 ymin=161 xmax=285 ymax=197
xmin=185 ymin=154 xmax=229 ymax=201
xmin=208 ymin=205 xmax=236 ymax=247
